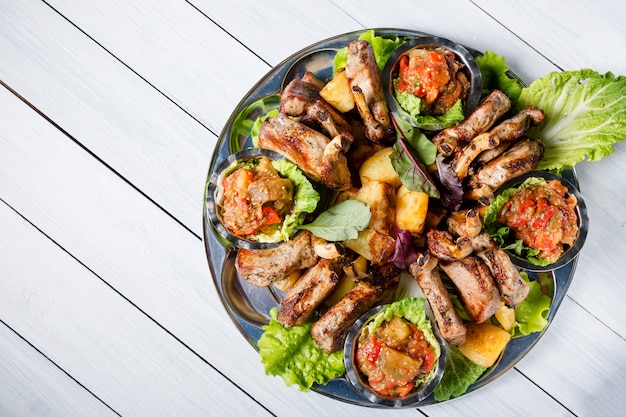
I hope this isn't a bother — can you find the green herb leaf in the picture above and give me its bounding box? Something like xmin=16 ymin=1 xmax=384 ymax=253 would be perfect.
xmin=298 ymin=199 xmax=371 ymax=241
xmin=258 ymin=308 xmax=345 ymax=391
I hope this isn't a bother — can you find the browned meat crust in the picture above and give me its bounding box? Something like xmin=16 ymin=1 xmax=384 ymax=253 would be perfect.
xmin=439 ymin=255 xmax=501 ymax=323
xmin=432 ymin=89 xmax=511 ymax=156
xmin=409 ymin=253 xmax=467 ymax=346
xmin=472 ymin=233 xmax=530 ymax=307
xmin=277 ymin=256 xmax=350 ymax=327
xmin=258 ymin=112 xmax=352 ymax=190
xmin=345 ymin=40 xmax=394 ymax=143
xmin=235 ymin=231 xmax=318 ymax=287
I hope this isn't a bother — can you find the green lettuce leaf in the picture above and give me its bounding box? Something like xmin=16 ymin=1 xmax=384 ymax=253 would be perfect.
xmin=394 ymin=87 xmax=466 ymax=130
xmin=334 ymin=29 xmax=404 ymax=73
xmin=363 ymin=297 xmax=441 ymax=388
xmin=258 ymin=159 xmax=320 ymax=243
xmin=518 ymin=69 xmax=626 ymax=170
xmin=258 ymin=308 xmax=345 ymax=391
xmin=298 ymin=199 xmax=371 ymax=241
xmin=475 ymin=50 xmax=523 ymax=103
xmin=513 ymin=275 xmax=551 ymax=337
xmin=434 ymin=346 xmax=487 ymax=402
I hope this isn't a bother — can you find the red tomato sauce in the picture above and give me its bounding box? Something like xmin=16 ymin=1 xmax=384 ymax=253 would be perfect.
xmin=355 ymin=316 xmax=436 ymax=397
xmin=497 ymin=179 xmax=579 ymax=262
xmin=219 ymin=157 xmax=293 ymax=238
xmin=395 ymin=47 xmax=469 ymax=115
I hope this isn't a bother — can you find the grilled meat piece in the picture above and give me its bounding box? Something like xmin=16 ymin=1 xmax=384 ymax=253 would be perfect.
xmin=427 ymin=229 xmax=473 ymax=261
xmin=409 ymin=253 xmax=466 ymax=346
xmin=474 ymin=106 xmax=546 ymax=167
xmin=439 ymin=255 xmax=501 ymax=323
xmin=432 ymin=89 xmax=511 ymax=156
xmin=310 ymin=281 xmax=382 ymax=353
xmin=280 ymin=77 xmax=354 ymax=146
xmin=235 ymin=231 xmax=318 ymax=287
xmin=277 ymin=256 xmax=349 ymax=327
xmin=451 ymin=132 xmax=500 ymax=180
xmin=446 ymin=208 xmax=482 ymax=239
xmin=345 ymin=40 xmax=394 ymax=143
xmin=467 ymin=137 xmax=544 ymax=195
xmin=472 ymin=233 xmax=530 ymax=307
xmin=258 ymin=112 xmax=352 ymax=190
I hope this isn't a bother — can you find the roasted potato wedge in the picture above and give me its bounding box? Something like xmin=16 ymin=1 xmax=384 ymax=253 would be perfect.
xmin=359 ymin=147 xmax=402 ymax=188
xmin=356 ymin=180 xmax=396 ymax=234
xmin=319 ymin=68 xmax=355 ymax=113
xmin=344 ymin=229 xmax=395 ymax=265
xmin=395 ymin=185 xmax=429 ymax=236
xmin=458 ymin=322 xmax=511 ymax=367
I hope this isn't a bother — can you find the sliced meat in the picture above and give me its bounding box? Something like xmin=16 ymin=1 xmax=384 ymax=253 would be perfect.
xmin=426 ymin=229 xmax=473 ymax=261
xmin=439 ymin=255 xmax=501 ymax=323
xmin=446 ymin=208 xmax=482 ymax=239
xmin=409 ymin=253 xmax=466 ymax=346
xmin=277 ymin=256 xmax=349 ymax=327
xmin=468 ymin=137 xmax=544 ymax=193
xmin=235 ymin=231 xmax=318 ymax=287
xmin=258 ymin=112 xmax=352 ymax=190
xmin=310 ymin=281 xmax=382 ymax=353
xmin=472 ymin=233 xmax=530 ymax=307
xmin=345 ymin=40 xmax=394 ymax=143
xmin=474 ymin=106 xmax=546 ymax=166
xmin=280 ymin=77 xmax=354 ymax=146
xmin=432 ymin=89 xmax=511 ymax=156
xmin=451 ymin=132 xmax=500 ymax=180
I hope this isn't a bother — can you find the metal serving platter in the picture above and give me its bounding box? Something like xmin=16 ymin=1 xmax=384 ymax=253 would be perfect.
xmin=202 ymin=28 xmax=579 ymax=408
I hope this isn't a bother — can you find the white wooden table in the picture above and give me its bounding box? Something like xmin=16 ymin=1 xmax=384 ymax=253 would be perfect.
xmin=1 ymin=1 xmax=625 ymax=416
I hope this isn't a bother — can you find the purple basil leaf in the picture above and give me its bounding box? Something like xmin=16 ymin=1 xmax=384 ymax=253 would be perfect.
xmin=435 ymin=154 xmax=464 ymax=211
xmin=389 ymin=228 xmax=417 ymax=269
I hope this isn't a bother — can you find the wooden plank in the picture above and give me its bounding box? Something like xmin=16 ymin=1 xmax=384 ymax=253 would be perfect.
xmin=472 ymin=0 xmax=626 ymax=74
xmin=0 ymin=323 xmax=118 ymax=417
xmin=0 ymin=201 xmax=273 ymax=417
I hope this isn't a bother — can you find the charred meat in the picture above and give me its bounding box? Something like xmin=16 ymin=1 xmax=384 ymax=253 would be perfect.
xmin=258 ymin=112 xmax=352 ymax=190
xmin=409 ymin=253 xmax=467 ymax=346
xmin=235 ymin=230 xmax=318 ymax=287
xmin=345 ymin=40 xmax=394 ymax=143
xmin=432 ymin=89 xmax=511 ymax=156
xmin=438 ymin=255 xmax=501 ymax=323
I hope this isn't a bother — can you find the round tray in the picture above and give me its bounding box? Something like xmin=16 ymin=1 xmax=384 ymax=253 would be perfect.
xmin=202 ymin=28 xmax=578 ymax=408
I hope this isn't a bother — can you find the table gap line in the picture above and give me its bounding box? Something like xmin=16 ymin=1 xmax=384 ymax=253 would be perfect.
xmin=39 ymin=0 xmax=218 ymax=137
xmin=0 ymin=197 xmax=277 ymax=417
xmin=0 ymin=318 xmax=123 ymax=417
xmin=0 ymin=79 xmax=200 ymax=242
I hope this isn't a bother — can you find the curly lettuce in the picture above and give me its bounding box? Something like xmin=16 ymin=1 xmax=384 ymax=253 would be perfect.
xmin=334 ymin=29 xmax=405 ymax=73
xmin=475 ymin=50 xmax=523 ymax=103
xmin=518 ymin=69 xmax=626 ymax=170
xmin=258 ymin=308 xmax=345 ymax=391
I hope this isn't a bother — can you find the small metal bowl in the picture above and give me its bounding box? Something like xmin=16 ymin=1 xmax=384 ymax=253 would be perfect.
xmin=490 ymin=170 xmax=589 ymax=272
xmin=343 ymin=303 xmax=446 ymax=408
xmin=382 ymin=36 xmax=482 ymax=129
xmin=206 ymin=148 xmax=297 ymax=250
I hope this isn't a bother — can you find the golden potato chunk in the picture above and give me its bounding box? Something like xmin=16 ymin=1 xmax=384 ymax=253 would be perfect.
xmin=359 ymin=147 xmax=402 ymax=188
xmin=344 ymin=229 xmax=396 ymax=265
xmin=495 ymin=301 xmax=516 ymax=332
xmin=458 ymin=322 xmax=511 ymax=367
xmin=356 ymin=180 xmax=396 ymax=234
xmin=319 ymin=68 xmax=355 ymax=113
xmin=395 ymin=186 xmax=429 ymax=236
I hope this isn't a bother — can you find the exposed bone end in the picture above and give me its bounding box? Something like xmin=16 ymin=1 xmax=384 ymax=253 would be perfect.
xmin=427 ymin=229 xmax=474 ymax=261
xmin=312 ymin=235 xmax=346 ymax=259
xmin=447 ymin=208 xmax=483 ymax=238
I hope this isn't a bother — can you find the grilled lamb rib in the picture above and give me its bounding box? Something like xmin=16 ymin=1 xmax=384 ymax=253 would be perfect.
xmin=280 ymin=76 xmax=355 ymax=146
xmin=345 ymin=40 xmax=394 ymax=143
xmin=258 ymin=112 xmax=352 ymax=190
xmin=235 ymin=231 xmax=318 ymax=287
xmin=472 ymin=233 xmax=530 ymax=307
xmin=409 ymin=253 xmax=467 ymax=346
